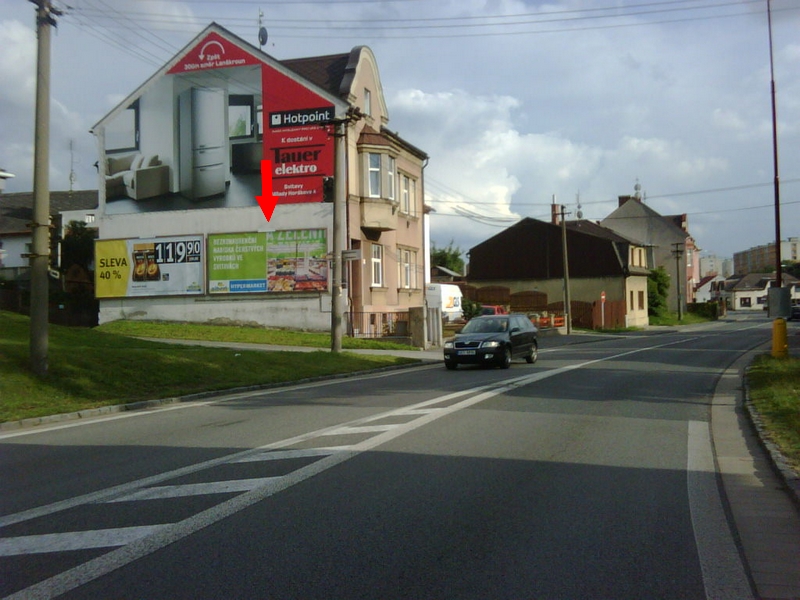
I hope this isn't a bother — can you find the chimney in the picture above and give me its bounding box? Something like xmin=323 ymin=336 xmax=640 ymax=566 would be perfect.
xmin=551 ymin=203 xmax=561 ymax=225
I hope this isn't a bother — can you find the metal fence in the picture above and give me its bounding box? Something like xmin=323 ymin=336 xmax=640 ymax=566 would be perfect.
xmin=348 ymin=310 xmax=411 ymax=340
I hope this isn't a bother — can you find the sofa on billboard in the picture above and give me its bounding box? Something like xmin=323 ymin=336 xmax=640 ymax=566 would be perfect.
xmin=104 ymin=153 xmax=170 ymax=201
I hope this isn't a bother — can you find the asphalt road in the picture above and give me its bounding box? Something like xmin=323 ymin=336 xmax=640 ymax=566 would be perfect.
xmin=0 ymin=317 xmax=775 ymax=598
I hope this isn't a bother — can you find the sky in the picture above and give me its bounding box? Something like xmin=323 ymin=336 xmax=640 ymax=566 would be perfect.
xmin=1 ymin=0 xmax=798 ymax=262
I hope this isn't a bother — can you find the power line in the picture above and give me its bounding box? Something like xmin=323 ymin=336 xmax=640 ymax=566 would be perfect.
xmin=63 ymin=0 xmax=797 ymax=42
xmin=74 ymin=0 xmax=761 ymax=29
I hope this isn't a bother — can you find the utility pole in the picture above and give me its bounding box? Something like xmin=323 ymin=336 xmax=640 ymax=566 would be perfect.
xmin=29 ymin=0 xmax=61 ymax=378
xmin=330 ymin=118 xmax=347 ymax=353
xmin=560 ymin=203 xmax=572 ymax=334
xmin=767 ymin=0 xmax=782 ymax=286
xmin=672 ymin=242 xmax=684 ymax=321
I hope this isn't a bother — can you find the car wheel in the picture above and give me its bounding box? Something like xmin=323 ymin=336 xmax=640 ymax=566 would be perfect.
xmin=444 ymin=360 xmax=458 ymax=370
xmin=525 ymin=342 xmax=538 ymax=364
xmin=500 ymin=346 xmax=511 ymax=369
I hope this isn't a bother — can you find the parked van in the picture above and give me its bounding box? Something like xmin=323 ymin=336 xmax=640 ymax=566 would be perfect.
xmin=426 ymin=283 xmax=464 ymax=323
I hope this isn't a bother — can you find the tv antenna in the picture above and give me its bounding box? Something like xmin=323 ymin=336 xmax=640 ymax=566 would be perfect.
xmin=575 ymin=192 xmax=583 ymax=219
xmin=69 ymin=139 xmax=77 ymax=192
xmin=257 ymin=9 xmax=268 ymax=48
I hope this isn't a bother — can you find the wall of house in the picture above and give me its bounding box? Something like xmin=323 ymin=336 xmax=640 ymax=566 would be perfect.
xmin=343 ymin=53 xmax=426 ymax=316
xmin=0 ymin=235 xmax=29 ymax=269
xmin=623 ymin=276 xmax=649 ymax=327
xmin=98 ymin=203 xmax=336 ymax=329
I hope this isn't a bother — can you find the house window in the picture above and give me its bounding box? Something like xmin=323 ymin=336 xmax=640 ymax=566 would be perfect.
xmin=638 ymin=290 xmax=645 ymax=310
xmin=409 ymin=178 xmax=416 ymax=216
xmin=398 ymin=248 xmax=416 ymax=289
xmin=401 ymin=175 xmax=417 ymax=215
xmin=85 ymin=214 xmax=95 ymax=224
xmin=371 ymin=243 xmax=383 ymax=287
xmin=387 ymin=156 xmax=396 ymax=201
xmin=364 ymin=88 xmax=371 ymax=117
xmin=104 ymin=100 xmax=139 ymax=153
xmin=740 ymin=297 xmax=751 ymax=308
xmin=368 ymin=153 xmax=381 ymax=197
xmin=228 ymin=95 xmax=254 ymax=139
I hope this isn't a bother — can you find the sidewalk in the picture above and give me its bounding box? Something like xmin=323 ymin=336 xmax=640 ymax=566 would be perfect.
xmin=714 ymin=323 xmax=800 ymax=599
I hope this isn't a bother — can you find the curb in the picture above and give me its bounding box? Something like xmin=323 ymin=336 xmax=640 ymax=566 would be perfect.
xmin=743 ymin=372 xmax=800 ymax=510
xmin=0 ymin=360 xmax=434 ymax=433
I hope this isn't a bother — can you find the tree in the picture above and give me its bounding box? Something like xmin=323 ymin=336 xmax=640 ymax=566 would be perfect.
xmin=783 ymin=261 xmax=800 ymax=279
xmin=431 ymin=240 xmax=465 ymax=275
xmin=648 ymin=266 xmax=670 ymax=317
xmin=61 ymin=221 xmax=96 ymax=271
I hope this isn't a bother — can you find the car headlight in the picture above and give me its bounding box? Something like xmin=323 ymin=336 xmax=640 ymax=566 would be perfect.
xmin=444 ymin=341 xmax=454 ymax=349
xmin=481 ymin=340 xmax=501 ymax=348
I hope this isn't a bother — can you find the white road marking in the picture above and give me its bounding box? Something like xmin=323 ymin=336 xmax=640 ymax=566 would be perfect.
xmin=326 ymin=424 xmax=398 ymax=434
xmin=232 ymin=447 xmax=351 ymax=463
xmin=687 ymin=420 xmax=754 ymax=600
xmin=5 ymin=337 xmax=747 ymax=599
xmin=104 ymin=477 xmax=283 ymax=502
xmin=0 ymin=526 xmax=164 ymax=556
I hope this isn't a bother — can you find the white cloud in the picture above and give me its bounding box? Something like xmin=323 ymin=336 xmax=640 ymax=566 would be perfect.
xmin=1 ymin=0 xmax=798 ymax=258
xmin=0 ymin=20 xmax=36 ymax=107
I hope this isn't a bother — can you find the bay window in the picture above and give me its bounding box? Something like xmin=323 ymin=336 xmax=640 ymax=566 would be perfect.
xmin=368 ymin=153 xmax=381 ymax=197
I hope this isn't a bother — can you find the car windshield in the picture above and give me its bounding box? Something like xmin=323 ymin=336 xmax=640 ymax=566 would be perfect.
xmin=462 ymin=318 xmax=508 ymax=334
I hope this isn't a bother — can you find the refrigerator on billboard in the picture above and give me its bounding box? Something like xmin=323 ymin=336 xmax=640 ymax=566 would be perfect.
xmin=179 ymin=87 xmax=227 ymax=199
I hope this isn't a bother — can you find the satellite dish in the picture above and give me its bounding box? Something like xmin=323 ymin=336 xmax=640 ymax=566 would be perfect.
xmin=258 ymin=27 xmax=268 ymax=47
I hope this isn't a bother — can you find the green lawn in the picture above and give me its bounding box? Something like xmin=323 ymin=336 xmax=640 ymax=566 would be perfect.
xmin=95 ymin=319 xmax=416 ymax=350
xmin=0 ymin=311 xmax=418 ymax=424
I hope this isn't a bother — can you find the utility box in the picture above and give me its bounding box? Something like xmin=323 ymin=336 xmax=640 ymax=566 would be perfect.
xmin=768 ymin=286 xmax=791 ymax=319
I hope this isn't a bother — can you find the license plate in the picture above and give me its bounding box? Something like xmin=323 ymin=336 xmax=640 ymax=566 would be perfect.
xmin=458 ymin=350 xmax=476 ymax=356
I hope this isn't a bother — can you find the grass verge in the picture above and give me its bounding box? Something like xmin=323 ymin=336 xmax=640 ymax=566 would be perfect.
xmin=95 ymin=319 xmax=417 ymax=350
xmin=746 ymin=354 xmax=800 ymax=472
xmin=0 ymin=311 xmax=419 ymax=424
xmin=647 ymin=312 xmax=711 ymax=326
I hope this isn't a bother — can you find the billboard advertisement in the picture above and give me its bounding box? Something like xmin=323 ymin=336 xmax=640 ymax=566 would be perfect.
xmin=264 ymin=96 xmax=334 ymax=204
xmin=95 ymin=236 xmax=204 ymax=298
xmin=101 ymin=30 xmax=335 ymax=217
xmin=267 ymin=229 xmax=328 ymax=292
xmin=208 ymin=232 xmax=269 ymax=294
xmin=208 ymin=229 xmax=328 ymax=294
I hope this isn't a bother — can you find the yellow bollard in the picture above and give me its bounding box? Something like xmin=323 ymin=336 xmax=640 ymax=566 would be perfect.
xmin=772 ymin=318 xmax=788 ymax=358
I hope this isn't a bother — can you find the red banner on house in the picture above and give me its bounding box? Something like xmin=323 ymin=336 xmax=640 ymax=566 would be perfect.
xmin=168 ymin=32 xmax=262 ymax=74
xmin=262 ymin=67 xmax=334 ymax=204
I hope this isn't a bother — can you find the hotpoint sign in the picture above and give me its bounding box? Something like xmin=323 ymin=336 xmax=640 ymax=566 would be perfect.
xmin=269 ymin=107 xmax=333 ymax=128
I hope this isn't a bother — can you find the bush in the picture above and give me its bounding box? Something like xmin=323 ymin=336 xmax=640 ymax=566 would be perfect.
xmin=688 ymin=302 xmax=719 ymax=320
xmin=461 ymin=297 xmax=482 ymax=321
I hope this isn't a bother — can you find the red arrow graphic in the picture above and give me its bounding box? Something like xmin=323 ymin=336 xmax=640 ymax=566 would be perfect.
xmin=256 ymin=160 xmax=279 ymax=222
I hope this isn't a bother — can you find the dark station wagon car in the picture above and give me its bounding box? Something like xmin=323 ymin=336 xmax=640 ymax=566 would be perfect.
xmin=443 ymin=314 xmax=538 ymax=370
